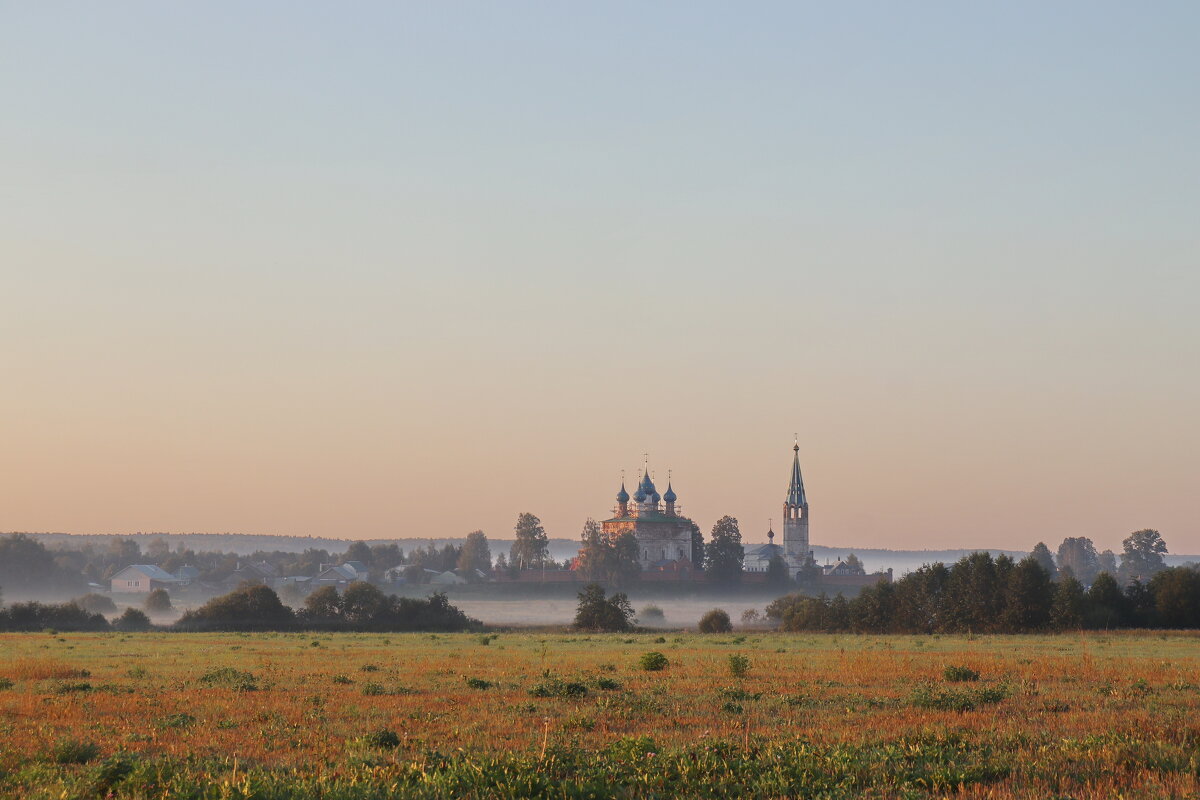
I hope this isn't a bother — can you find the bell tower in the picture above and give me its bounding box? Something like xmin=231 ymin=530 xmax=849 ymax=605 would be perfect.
xmin=783 ymin=441 xmax=810 ymax=567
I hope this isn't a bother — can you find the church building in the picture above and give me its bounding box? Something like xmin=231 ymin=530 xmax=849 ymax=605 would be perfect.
xmin=602 ymin=469 xmax=696 ymax=571
xmin=744 ymin=442 xmax=816 ymax=576
xmin=781 ymin=441 xmax=814 ymax=574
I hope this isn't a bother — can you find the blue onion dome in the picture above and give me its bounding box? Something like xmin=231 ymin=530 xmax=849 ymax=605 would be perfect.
xmin=651 ymin=490 xmax=661 ymax=504
xmin=663 ymin=483 xmax=676 ymax=503
xmin=639 ymin=472 xmax=655 ymax=493
xmin=616 ymin=483 xmax=630 ymax=503
xmin=633 ymin=487 xmax=647 ymax=502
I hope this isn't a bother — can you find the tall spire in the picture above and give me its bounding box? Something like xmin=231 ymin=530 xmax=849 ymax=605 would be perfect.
xmin=786 ymin=442 xmax=807 ymax=507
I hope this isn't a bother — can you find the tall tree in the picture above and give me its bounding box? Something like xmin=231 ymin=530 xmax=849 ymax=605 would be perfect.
xmin=1000 ymin=556 xmax=1053 ymax=632
xmin=1029 ymin=542 xmax=1057 ymax=578
xmin=942 ymin=552 xmax=1006 ymax=633
xmin=843 ymin=553 xmax=866 ymax=575
xmin=705 ymin=516 xmax=745 ymax=584
xmin=1097 ymin=549 xmax=1118 ymax=576
xmin=1057 ymin=537 xmax=1099 ymax=585
xmin=689 ymin=521 xmax=705 ymax=569
xmin=1149 ymin=568 xmax=1200 ymax=629
xmin=576 ymin=519 xmax=639 ymax=585
xmin=510 ymin=512 xmax=549 ymax=569
xmin=765 ymin=555 xmax=791 ymax=586
xmin=344 ymin=541 xmax=373 ymax=566
xmin=575 ymin=519 xmax=607 ymax=581
xmin=1118 ymin=529 xmax=1168 ymax=584
xmin=573 ymin=583 xmax=634 ymax=632
xmin=457 ymin=531 xmax=492 ymax=574
xmin=107 ymin=537 xmax=142 ymax=566
xmin=1084 ymin=572 xmax=1128 ymax=628
xmin=1050 ymin=575 xmax=1085 ymax=629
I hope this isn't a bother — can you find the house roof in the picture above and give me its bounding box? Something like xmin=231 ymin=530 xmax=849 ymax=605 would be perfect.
xmin=317 ymin=565 xmax=358 ymax=580
xmin=115 ymin=565 xmax=183 ymax=583
xmin=342 ymin=561 xmax=368 ymax=573
xmin=747 ymin=543 xmax=785 ymax=558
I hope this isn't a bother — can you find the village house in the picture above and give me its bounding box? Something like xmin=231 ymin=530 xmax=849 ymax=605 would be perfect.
xmin=110 ymin=565 xmax=186 ymax=594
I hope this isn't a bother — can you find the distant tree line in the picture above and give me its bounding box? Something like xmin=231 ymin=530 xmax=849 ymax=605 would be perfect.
xmin=768 ymin=536 xmax=1200 ymax=634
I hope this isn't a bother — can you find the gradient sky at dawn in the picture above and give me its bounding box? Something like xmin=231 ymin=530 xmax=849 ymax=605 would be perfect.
xmin=2 ymin=3 xmax=1197 ymax=552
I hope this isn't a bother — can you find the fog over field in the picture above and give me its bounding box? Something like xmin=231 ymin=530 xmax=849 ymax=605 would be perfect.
xmin=448 ymin=596 xmax=773 ymax=629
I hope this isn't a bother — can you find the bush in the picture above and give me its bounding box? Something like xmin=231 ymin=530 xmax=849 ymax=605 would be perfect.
xmin=176 ymin=585 xmax=295 ymax=632
xmin=50 ymin=739 xmax=100 ymax=764
xmin=574 ymin=584 xmax=635 ymax=632
xmin=114 ymin=608 xmax=152 ymax=632
xmin=699 ymin=609 xmax=733 ymax=634
xmin=465 ymin=677 xmax=494 ymax=690
xmin=728 ymin=654 xmax=751 ymax=678
xmin=943 ymin=665 xmax=981 ymax=682
xmin=640 ymin=605 xmax=665 ymax=620
xmin=639 ymin=652 xmax=669 ymax=671
xmin=75 ymin=593 xmax=118 ymax=615
xmin=362 ymin=682 xmax=385 ymax=696
xmin=144 ymin=589 xmax=172 ymax=613
xmin=295 ymin=587 xmax=481 ymax=633
xmin=595 ymin=677 xmax=621 ymax=691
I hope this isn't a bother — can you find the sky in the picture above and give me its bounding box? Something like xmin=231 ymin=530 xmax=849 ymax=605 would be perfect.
xmin=1 ymin=2 xmax=1197 ymax=553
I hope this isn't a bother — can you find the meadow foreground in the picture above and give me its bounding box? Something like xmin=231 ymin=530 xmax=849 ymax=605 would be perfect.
xmin=1 ymin=630 xmax=1198 ymax=798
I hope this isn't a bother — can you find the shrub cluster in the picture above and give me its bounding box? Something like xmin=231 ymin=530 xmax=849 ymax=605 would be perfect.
xmin=0 ymin=601 xmax=108 ymax=632
xmin=174 ymin=583 xmax=480 ymax=633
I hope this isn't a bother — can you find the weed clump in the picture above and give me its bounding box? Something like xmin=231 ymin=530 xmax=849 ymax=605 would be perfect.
xmin=49 ymin=739 xmax=100 ymax=764
xmin=0 ymin=678 xmax=13 ymax=690
xmin=363 ymin=728 xmax=400 ymax=749
xmin=52 ymin=680 xmax=92 ymax=694
xmin=159 ymin=713 xmax=196 ymax=729
xmin=943 ymin=665 xmax=981 ymax=682
xmin=93 ymin=755 xmax=134 ymax=792
xmin=465 ymin=677 xmax=494 ymax=690
xmin=595 ymin=677 xmax=622 ymax=691
xmin=728 ymin=654 xmax=751 ymax=678
xmin=911 ymin=682 xmax=1010 ymax=712
xmin=332 ymin=675 xmax=353 ymax=685
xmin=639 ymin=652 xmax=669 ymax=671
xmin=198 ymin=667 xmax=258 ymax=692
xmin=528 ymin=672 xmax=588 ymax=699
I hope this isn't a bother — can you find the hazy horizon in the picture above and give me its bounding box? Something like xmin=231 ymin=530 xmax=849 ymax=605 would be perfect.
xmin=2 ymin=3 xmax=1197 ymax=553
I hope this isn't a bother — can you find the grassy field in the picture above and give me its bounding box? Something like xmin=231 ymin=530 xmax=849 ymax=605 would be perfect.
xmin=1 ymin=630 xmax=1199 ymax=798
